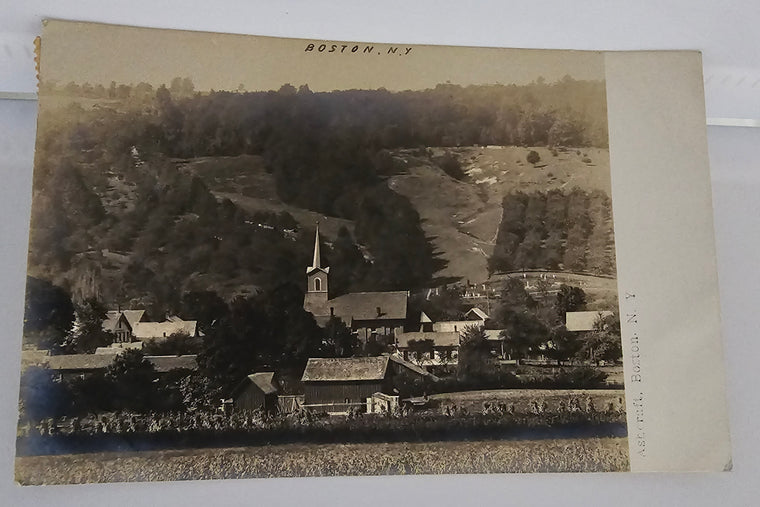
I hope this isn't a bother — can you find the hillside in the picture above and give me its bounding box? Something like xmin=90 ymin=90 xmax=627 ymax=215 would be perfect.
xmin=177 ymin=155 xmax=355 ymax=241
xmin=169 ymin=146 xmax=613 ymax=286
xmin=389 ymin=146 xmax=612 ymax=283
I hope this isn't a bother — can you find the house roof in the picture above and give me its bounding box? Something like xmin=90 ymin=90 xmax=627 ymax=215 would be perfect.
xmin=234 ymin=372 xmax=278 ymax=396
xmin=484 ymin=329 xmax=507 ymax=341
xmin=103 ymin=310 xmax=145 ymax=332
xmin=145 ymin=355 xmax=198 ymax=372
xmin=326 ymin=291 xmax=408 ymax=322
xmin=466 ymin=307 xmax=490 ymax=320
xmin=132 ymin=320 xmax=197 ymax=340
xmin=396 ymin=331 xmax=460 ymax=348
xmin=46 ymin=354 xmax=115 ymax=371
xmin=45 ymin=354 xmax=198 ymax=372
xmin=565 ymin=311 xmax=614 ymax=332
xmin=432 ymin=320 xmax=484 ymax=332
xmin=388 ymin=354 xmax=439 ymax=381
xmin=302 ymin=356 xmax=390 ymax=382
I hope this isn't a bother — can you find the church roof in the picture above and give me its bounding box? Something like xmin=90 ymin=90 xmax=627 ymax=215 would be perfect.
xmin=327 ymin=291 xmax=408 ymax=321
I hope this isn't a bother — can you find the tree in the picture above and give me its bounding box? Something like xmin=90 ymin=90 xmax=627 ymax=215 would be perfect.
xmin=458 ymin=325 xmax=494 ymax=379
xmin=65 ymin=298 xmax=114 ymax=354
xmin=106 ymin=349 xmax=157 ymax=412
xmin=407 ymin=338 xmax=435 ymax=366
xmin=500 ymin=312 xmax=547 ymax=360
xmin=142 ymin=331 xmax=200 ymax=356
xmin=555 ymin=285 xmax=587 ymax=321
xmin=23 ymin=277 xmax=75 ymax=351
xmin=526 ymin=150 xmax=541 ymax=165
xmin=179 ymin=290 xmax=229 ymax=334
xmin=179 ymin=373 xmax=221 ymax=412
xmin=322 ymin=316 xmax=359 ymax=358
xmin=576 ymin=313 xmax=622 ymax=365
xmin=544 ymin=325 xmax=581 ymax=365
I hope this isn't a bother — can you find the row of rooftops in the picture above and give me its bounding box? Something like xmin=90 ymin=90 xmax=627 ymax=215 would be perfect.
xmin=394 ymin=311 xmax=614 ymax=349
xmin=102 ymin=310 xmax=198 ymax=340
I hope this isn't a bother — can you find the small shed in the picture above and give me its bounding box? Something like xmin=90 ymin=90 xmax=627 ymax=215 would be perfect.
xmin=232 ymin=372 xmax=279 ymax=413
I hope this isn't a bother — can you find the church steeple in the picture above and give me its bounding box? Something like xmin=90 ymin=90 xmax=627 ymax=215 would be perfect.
xmin=312 ymin=223 xmax=322 ymax=270
xmin=304 ymin=222 xmax=329 ymax=313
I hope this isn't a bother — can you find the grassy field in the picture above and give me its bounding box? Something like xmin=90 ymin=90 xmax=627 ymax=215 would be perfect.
xmin=389 ymin=146 xmax=612 ymax=283
xmin=16 ymin=437 xmax=629 ymax=484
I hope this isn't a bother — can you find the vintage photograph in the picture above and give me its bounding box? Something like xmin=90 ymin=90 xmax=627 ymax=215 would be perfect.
xmin=16 ymin=20 xmax=627 ymax=484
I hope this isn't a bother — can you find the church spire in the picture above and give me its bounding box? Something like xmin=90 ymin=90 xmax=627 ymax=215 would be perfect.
xmin=312 ymin=222 xmax=322 ymax=269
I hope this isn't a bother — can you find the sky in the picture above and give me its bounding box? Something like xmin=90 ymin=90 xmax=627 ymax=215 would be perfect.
xmin=41 ymin=20 xmax=606 ymax=92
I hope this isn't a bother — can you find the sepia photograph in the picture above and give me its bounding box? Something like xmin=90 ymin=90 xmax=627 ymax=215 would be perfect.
xmin=15 ymin=20 xmax=629 ymax=484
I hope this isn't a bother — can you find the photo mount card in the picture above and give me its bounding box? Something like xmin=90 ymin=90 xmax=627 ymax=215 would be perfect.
xmin=14 ymin=19 xmax=730 ymax=484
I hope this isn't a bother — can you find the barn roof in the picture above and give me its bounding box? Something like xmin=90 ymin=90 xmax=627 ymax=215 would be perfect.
xmin=45 ymin=354 xmax=198 ymax=372
xmin=396 ymin=331 xmax=460 ymax=348
xmin=302 ymin=356 xmax=390 ymax=382
xmin=46 ymin=354 xmax=115 ymax=371
xmin=565 ymin=311 xmax=614 ymax=332
xmin=132 ymin=320 xmax=197 ymax=340
xmin=327 ymin=291 xmax=408 ymax=321
xmin=234 ymin=372 xmax=278 ymax=395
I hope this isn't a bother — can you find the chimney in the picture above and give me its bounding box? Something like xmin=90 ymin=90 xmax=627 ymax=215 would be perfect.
xmin=330 ymin=307 xmax=335 ymax=317
xmin=376 ymin=306 xmax=381 ymax=317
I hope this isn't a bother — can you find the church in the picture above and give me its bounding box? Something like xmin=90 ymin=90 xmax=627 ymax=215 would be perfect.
xmin=303 ymin=225 xmax=409 ymax=344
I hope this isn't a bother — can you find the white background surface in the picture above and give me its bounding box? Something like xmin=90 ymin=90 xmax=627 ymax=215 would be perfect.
xmin=1 ymin=2 xmax=759 ymax=505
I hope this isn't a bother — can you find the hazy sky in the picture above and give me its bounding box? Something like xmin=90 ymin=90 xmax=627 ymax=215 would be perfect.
xmin=41 ymin=20 xmax=605 ymax=92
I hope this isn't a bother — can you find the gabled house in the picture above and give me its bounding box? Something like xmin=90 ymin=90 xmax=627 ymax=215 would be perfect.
xmin=430 ymin=307 xmax=489 ymax=333
xmin=102 ymin=310 xmax=145 ymax=343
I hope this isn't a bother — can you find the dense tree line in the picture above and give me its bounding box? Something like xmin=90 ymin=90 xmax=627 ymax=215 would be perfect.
xmin=489 ymin=189 xmax=616 ymax=275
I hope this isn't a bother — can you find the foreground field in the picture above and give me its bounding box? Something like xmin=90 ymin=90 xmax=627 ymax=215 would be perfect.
xmin=429 ymin=389 xmax=625 ymax=414
xmin=16 ymin=437 xmax=629 ymax=484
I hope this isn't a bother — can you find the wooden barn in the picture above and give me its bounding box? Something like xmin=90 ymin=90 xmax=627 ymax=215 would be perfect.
xmin=301 ymin=355 xmax=436 ymax=414
xmin=231 ymin=372 xmax=279 ymax=413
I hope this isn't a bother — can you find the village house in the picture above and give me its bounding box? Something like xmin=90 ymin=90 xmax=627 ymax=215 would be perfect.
xmin=300 ymin=355 xmax=436 ymax=414
xmin=394 ymin=331 xmax=460 ymax=365
xmin=231 ymin=372 xmax=279 ymax=413
xmin=565 ymin=311 xmax=614 ymax=332
xmin=303 ymin=225 xmax=408 ymax=343
xmin=102 ymin=310 xmax=145 ymax=343
xmin=484 ymin=329 xmax=508 ymax=359
xmin=431 ymin=307 xmax=488 ymax=333
xmin=102 ymin=310 xmax=198 ymax=346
